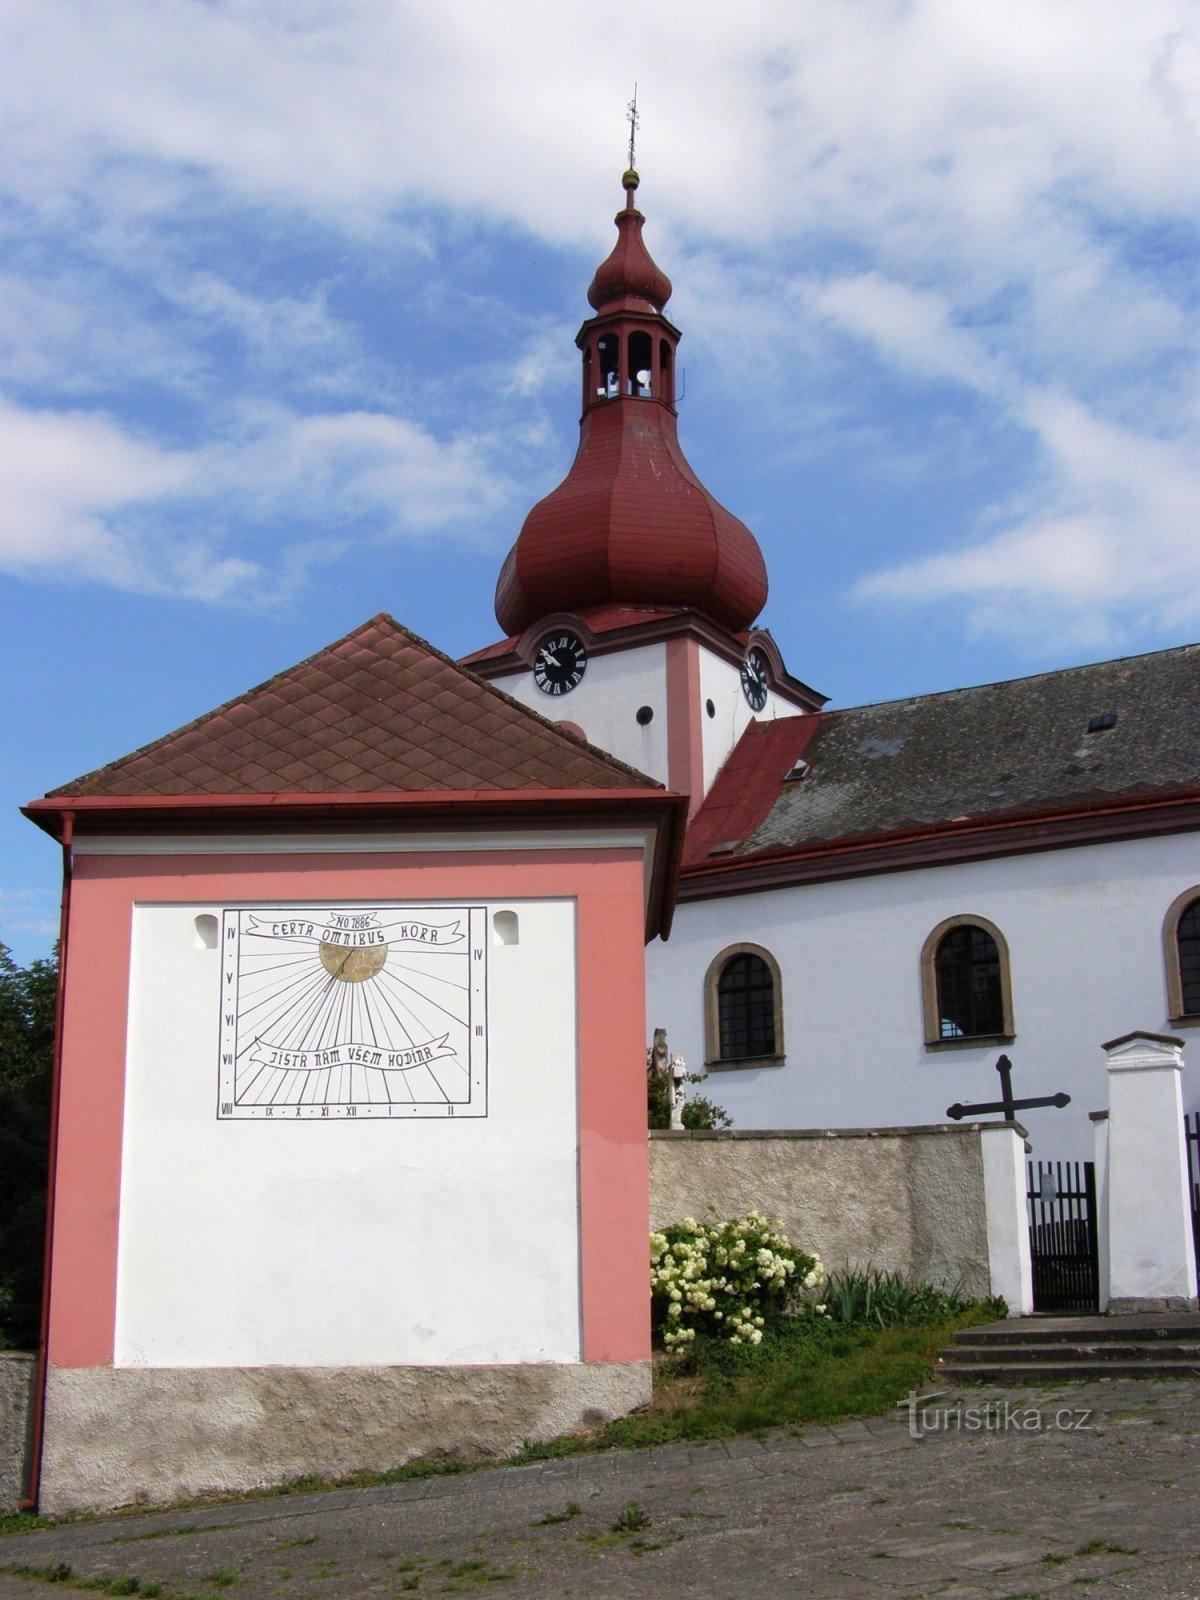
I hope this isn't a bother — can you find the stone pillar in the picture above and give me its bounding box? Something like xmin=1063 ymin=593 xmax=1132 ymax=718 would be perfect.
xmin=1103 ymin=1032 xmax=1198 ymax=1314
xmin=979 ymin=1122 xmax=1034 ymax=1315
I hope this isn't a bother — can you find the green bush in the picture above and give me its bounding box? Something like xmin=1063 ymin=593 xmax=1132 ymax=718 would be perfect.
xmin=822 ymin=1264 xmax=1006 ymax=1328
xmin=650 ymin=1212 xmax=822 ymax=1352
xmin=646 ymin=1065 xmax=733 ymax=1130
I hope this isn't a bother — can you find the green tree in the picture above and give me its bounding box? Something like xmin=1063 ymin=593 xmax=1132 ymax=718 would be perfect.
xmin=0 ymin=943 xmax=58 ymax=1349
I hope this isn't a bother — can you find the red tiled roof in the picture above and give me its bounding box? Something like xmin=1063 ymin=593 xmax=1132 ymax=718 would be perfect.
xmin=682 ymin=718 xmax=821 ymax=868
xmin=44 ymin=614 xmax=663 ymax=800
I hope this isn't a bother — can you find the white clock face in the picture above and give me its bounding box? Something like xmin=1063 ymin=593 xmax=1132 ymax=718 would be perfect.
xmin=218 ymin=904 xmax=487 ymax=1120
xmin=533 ymin=632 xmax=587 ymax=695
xmin=741 ymin=648 xmax=769 ymax=711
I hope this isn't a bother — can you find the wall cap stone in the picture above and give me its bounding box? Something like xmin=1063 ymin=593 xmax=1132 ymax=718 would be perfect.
xmin=650 ymin=1122 xmax=991 ymax=1142
xmin=1101 ymin=1029 xmax=1184 ymax=1052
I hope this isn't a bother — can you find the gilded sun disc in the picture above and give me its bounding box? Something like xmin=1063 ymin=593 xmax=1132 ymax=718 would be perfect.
xmin=319 ymin=940 xmax=388 ymax=983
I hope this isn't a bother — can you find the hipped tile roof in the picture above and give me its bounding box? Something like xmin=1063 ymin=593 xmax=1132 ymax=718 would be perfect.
xmin=46 ymin=614 xmax=661 ymax=799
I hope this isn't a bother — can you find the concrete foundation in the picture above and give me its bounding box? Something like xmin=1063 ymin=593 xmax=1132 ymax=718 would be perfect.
xmin=0 ymin=1351 xmax=36 ymax=1512
xmin=40 ymin=1360 xmax=650 ymax=1514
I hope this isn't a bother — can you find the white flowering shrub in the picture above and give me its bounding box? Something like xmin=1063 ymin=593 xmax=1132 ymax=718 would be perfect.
xmin=649 ymin=1212 xmax=823 ymax=1352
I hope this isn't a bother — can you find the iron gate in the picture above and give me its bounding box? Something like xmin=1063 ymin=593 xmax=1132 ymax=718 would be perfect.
xmin=1186 ymin=1112 xmax=1200 ymax=1297
xmin=1027 ymin=1160 xmax=1099 ymax=1313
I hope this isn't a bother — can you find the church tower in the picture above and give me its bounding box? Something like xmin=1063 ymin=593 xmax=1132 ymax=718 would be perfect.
xmin=463 ymin=168 xmax=823 ymax=811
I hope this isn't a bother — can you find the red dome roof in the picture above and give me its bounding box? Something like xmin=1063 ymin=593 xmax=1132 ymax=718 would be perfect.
xmin=587 ymin=171 xmax=673 ymax=314
xmin=493 ymin=173 xmax=768 ymax=637
xmin=495 ymin=401 xmax=768 ymax=634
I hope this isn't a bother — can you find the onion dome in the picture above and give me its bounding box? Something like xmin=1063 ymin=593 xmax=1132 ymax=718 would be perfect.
xmin=587 ymin=170 xmax=673 ymax=314
xmin=494 ymin=173 xmax=768 ymax=637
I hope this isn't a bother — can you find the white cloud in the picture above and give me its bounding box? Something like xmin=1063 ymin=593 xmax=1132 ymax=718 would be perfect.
xmin=0 ymin=0 xmax=1196 ymax=642
xmin=0 ymin=393 xmax=527 ymax=601
xmin=812 ymin=274 xmax=1009 ymax=399
xmin=856 ymin=394 xmax=1200 ymax=650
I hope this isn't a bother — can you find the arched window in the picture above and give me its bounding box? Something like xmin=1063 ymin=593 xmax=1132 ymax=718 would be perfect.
xmin=920 ymin=916 xmax=1014 ymax=1047
xmin=628 ymin=330 xmax=653 ymax=395
xmin=703 ymin=943 xmax=784 ymax=1067
xmin=1163 ymin=888 xmax=1200 ymax=1024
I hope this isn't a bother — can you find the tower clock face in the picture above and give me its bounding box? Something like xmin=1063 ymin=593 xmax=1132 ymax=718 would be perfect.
xmin=741 ymin=648 xmax=769 ymax=711
xmin=533 ymin=632 xmax=587 ymax=696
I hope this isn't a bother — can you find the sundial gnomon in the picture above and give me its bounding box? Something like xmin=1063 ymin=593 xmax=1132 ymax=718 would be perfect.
xmin=218 ymin=904 xmax=487 ymax=1119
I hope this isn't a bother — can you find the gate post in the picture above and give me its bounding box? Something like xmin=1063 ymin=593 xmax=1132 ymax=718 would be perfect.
xmin=1089 ymin=1110 xmax=1110 ymax=1312
xmin=1102 ymin=1032 xmax=1199 ymax=1314
xmin=980 ymin=1122 xmax=1034 ymax=1315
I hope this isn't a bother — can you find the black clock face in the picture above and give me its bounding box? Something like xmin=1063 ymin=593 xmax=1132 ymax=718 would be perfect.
xmin=741 ymin=648 xmax=769 ymax=711
xmin=533 ymin=632 xmax=587 ymax=696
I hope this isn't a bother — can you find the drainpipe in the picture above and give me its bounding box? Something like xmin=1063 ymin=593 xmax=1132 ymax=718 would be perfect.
xmin=21 ymin=810 xmax=73 ymax=1512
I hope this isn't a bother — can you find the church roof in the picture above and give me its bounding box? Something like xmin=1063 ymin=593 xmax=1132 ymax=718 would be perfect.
xmin=683 ymin=642 xmax=1200 ymax=887
xmin=38 ymin=614 xmax=663 ymax=801
xmin=492 ymin=172 xmax=768 ymax=637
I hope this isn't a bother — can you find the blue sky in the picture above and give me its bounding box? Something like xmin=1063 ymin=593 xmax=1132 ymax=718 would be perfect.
xmin=2 ymin=0 xmax=1199 ymax=963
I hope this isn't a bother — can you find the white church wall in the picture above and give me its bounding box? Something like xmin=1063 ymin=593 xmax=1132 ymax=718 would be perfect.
xmin=648 ymin=831 xmax=1200 ymax=1164
xmin=491 ymin=645 xmax=670 ymax=784
xmin=697 ymin=649 xmax=803 ymax=795
xmin=116 ymin=898 xmax=582 ymax=1368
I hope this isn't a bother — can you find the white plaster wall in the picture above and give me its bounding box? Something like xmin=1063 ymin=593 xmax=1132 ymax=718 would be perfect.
xmin=117 ymin=899 xmax=581 ymax=1368
xmin=492 ymin=646 xmax=669 ymax=784
xmin=647 ymin=832 xmax=1200 ymax=1163
xmin=698 ymin=649 xmax=803 ymax=795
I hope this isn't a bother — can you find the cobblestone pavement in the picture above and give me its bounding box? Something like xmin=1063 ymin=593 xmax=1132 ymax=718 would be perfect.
xmin=3 ymin=1379 xmax=1199 ymax=1599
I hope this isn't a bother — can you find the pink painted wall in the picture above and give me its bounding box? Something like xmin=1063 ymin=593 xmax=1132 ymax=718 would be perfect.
xmin=50 ymin=846 xmax=650 ymax=1369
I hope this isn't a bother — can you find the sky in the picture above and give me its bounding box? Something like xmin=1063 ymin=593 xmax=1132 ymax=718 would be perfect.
xmin=2 ymin=0 xmax=1198 ymax=964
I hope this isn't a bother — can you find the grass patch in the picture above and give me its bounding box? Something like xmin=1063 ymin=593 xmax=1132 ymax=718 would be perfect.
xmin=0 ymin=1570 xmax=170 ymax=1597
xmin=532 ymin=1502 xmax=580 ymax=1527
xmin=610 ymin=1503 xmax=650 ymax=1534
xmin=574 ymin=1305 xmax=998 ymax=1449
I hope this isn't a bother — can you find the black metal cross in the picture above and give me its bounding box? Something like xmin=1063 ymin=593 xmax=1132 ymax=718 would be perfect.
xmin=946 ymin=1054 xmax=1071 ymax=1122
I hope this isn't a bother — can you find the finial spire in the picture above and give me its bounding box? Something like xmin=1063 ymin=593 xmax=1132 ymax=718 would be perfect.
xmin=626 ymin=85 xmax=639 ymax=174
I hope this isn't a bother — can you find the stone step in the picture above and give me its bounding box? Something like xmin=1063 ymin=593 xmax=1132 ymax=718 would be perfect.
xmin=946 ymin=1339 xmax=1200 ymax=1363
xmin=951 ymin=1317 xmax=1200 ymax=1346
xmin=934 ymin=1357 xmax=1200 ymax=1383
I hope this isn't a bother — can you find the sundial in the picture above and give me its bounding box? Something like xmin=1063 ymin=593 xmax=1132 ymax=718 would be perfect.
xmin=218 ymin=903 xmax=487 ymax=1120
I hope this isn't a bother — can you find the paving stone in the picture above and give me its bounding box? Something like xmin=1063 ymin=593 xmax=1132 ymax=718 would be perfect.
xmin=1 ymin=1379 xmax=1198 ymax=1599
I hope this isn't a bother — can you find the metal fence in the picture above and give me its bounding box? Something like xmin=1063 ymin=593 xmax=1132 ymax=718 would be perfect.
xmin=1026 ymin=1159 xmax=1099 ymax=1314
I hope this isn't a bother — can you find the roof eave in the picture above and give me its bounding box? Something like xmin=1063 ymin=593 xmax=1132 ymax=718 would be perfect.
xmin=678 ymin=785 xmax=1200 ymax=900
xmin=24 ymin=787 xmax=690 ymax=943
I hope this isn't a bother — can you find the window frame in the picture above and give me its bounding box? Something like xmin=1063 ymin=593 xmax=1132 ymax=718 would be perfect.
xmin=703 ymin=942 xmax=785 ymax=1070
xmin=1163 ymin=886 xmax=1200 ymax=1027
xmin=920 ymin=914 xmax=1015 ymax=1049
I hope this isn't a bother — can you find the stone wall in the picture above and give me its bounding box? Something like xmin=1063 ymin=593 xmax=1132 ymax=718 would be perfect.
xmin=0 ymin=1351 xmax=36 ymax=1512
xmin=650 ymin=1124 xmax=993 ymax=1297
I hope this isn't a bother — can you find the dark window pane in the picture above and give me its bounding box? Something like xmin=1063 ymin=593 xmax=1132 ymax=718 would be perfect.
xmin=1179 ymin=900 xmax=1200 ymax=1016
xmin=935 ymin=925 xmax=1003 ymax=1039
xmin=717 ymin=953 xmax=776 ymax=1059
